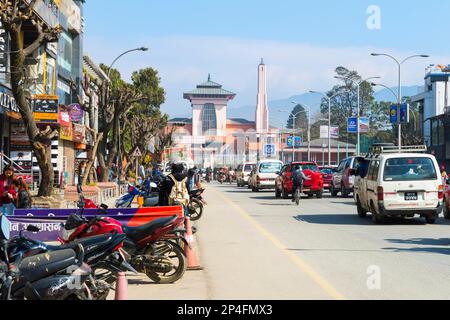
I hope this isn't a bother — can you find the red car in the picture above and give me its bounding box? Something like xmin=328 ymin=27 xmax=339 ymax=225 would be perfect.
xmin=275 ymin=162 xmax=324 ymax=199
xmin=319 ymin=166 xmax=338 ymax=192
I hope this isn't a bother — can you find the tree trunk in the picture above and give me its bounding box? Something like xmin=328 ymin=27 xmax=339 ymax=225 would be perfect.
xmin=82 ymin=132 xmax=103 ymax=186
xmin=9 ymin=26 xmax=55 ymax=196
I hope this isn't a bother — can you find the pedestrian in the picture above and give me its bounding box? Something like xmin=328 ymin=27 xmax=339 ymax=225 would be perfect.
xmin=13 ymin=178 xmax=32 ymax=209
xmin=441 ymin=165 xmax=448 ymax=185
xmin=0 ymin=166 xmax=17 ymax=216
xmin=159 ymin=162 xmax=191 ymax=208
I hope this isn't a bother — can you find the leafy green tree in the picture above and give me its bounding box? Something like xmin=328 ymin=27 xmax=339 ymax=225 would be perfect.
xmin=287 ymin=104 xmax=309 ymax=135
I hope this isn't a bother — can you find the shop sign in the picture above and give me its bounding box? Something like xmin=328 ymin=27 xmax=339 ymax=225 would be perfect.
xmin=0 ymin=19 xmax=8 ymax=76
xmin=60 ymin=124 xmax=73 ymax=141
xmin=10 ymin=151 xmax=32 ymax=170
xmin=68 ymin=103 xmax=84 ymax=123
xmin=59 ymin=105 xmax=71 ymax=126
xmin=0 ymin=92 xmax=19 ymax=113
xmin=10 ymin=123 xmax=30 ymax=146
xmin=73 ymin=123 xmax=85 ymax=143
xmin=32 ymin=95 xmax=59 ymax=122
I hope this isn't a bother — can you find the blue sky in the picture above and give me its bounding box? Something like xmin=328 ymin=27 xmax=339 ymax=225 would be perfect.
xmin=84 ymin=0 xmax=450 ymax=118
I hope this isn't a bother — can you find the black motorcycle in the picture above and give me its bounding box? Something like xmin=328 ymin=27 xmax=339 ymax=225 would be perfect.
xmin=187 ymin=189 xmax=207 ymax=221
xmin=4 ymin=218 xmax=136 ymax=300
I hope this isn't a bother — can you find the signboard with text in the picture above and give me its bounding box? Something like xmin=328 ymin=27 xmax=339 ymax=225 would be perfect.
xmin=286 ymin=136 xmax=302 ymax=148
xmin=347 ymin=117 xmax=358 ymax=133
xmin=320 ymin=126 xmax=339 ymax=139
xmin=390 ymin=105 xmax=398 ymax=124
xmin=359 ymin=117 xmax=370 ymax=133
xmin=32 ymin=95 xmax=59 ymax=122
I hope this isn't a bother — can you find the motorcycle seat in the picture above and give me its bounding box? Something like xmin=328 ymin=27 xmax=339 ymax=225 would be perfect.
xmin=123 ymin=215 xmax=178 ymax=241
xmin=18 ymin=249 xmax=77 ymax=284
xmin=47 ymin=234 xmax=115 ymax=254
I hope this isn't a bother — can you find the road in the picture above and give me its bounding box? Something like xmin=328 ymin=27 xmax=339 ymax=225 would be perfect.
xmin=123 ymin=182 xmax=450 ymax=300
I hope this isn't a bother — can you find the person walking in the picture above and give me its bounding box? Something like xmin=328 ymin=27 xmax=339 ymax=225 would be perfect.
xmin=13 ymin=178 xmax=32 ymax=209
xmin=0 ymin=166 xmax=17 ymax=216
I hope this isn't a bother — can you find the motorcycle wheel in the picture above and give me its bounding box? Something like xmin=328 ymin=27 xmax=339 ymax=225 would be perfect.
xmin=188 ymin=199 xmax=204 ymax=221
xmin=144 ymin=240 xmax=187 ymax=284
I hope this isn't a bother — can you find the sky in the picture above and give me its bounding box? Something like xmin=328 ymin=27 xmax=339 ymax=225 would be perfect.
xmin=83 ymin=0 xmax=450 ymax=118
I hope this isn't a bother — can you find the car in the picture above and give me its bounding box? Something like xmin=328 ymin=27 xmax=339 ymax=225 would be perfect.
xmin=331 ymin=156 xmax=366 ymax=197
xmin=236 ymin=163 xmax=256 ymax=187
xmin=319 ymin=166 xmax=338 ymax=192
xmin=275 ymin=162 xmax=324 ymax=199
xmin=354 ymin=145 xmax=444 ymax=224
xmin=249 ymin=160 xmax=283 ymax=192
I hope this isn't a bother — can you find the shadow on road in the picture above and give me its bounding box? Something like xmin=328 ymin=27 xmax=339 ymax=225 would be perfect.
xmin=293 ymin=214 xmax=428 ymax=226
xmin=382 ymin=246 xmax=450 ymax=256
xmin=385 ymin=238 xmax=450 ymax=246
xmin=329 ymin=201 xmax=356 ymax=206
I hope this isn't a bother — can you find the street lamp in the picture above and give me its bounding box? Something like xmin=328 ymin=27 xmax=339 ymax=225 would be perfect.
xmin=106 ymin=47 xmax=149 ymax=182
xmin=309 ymin=91 xmax=346 ymax=166
xmin=371 ymin=53 xmax=429 ymax=151
xmin=335 ymin=75 xmax=381 ymax=155
xmin=290 ymin=101 xmax=313 ymax=161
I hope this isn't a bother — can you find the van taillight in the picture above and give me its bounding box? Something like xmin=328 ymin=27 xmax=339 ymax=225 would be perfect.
xmin=439 ymin=185 xmax=444 ymax=200
xmin=377 ymin=187 xmax=384 ymax=201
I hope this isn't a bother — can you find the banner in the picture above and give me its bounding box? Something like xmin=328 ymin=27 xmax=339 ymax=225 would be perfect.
xmin=320 ymin=126 xmax=339 ymax=139
xmin=400 ymin=104 xmax=410 ymax=124
xmin=360 ymin=117 xmax=370 ymax=133
xmin=8 ymin=206 xmax=183 ymax=242
xmin=286 ymin=136 xmax=302 ymax=148
xmin=72 ymin=123 xmax=85 ymax=143
xmin=60 ymin=124 xmax=73 ymax=141
xmin=390 ymin=105 xmax=398 ymax=124
xmin=68 ymin=103 xmax=84 ymax=123
xmin=347 ymin=117 xmax=358 ymax=133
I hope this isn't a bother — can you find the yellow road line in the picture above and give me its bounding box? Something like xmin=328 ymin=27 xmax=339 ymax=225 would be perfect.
xmin=212 ymin=187 xmax=347 ymax=300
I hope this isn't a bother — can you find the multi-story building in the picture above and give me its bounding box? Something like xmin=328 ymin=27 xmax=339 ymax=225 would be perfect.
xmin=411 ymin=64 xmax=450 ymax=167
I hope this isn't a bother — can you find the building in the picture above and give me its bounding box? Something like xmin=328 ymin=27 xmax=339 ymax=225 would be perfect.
xmin=411 ymin=64 xmax=450 ymax=167
xmin=0 ymin=0 xmax=86 ymax=188
xmin=167 ymin=60 xmax=280 ymax=168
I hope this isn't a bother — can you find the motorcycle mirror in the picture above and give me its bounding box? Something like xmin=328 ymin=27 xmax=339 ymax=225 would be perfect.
xmin=26 ymin=225 xmax=40 ymax=233
xmin=100 ymin=204 xmax=109 ymax=210
xmin=150 ymin=182 xmax=157 ymax=189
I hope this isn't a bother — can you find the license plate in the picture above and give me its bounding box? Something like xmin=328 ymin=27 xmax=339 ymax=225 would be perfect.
xmin=404 ymin=192 xmax=418 ymax=201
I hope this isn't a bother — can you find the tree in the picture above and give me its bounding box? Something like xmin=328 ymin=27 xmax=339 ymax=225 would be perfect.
xmin=287 ymin=104 xmax=309 ymax=133
xmin=1 ymin=0 xmax=61 ymax=196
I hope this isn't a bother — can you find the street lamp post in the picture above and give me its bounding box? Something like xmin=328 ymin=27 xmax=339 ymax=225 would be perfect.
xmin=291 ymin=101 xmax=313 ymax=161
xmin=279 ymin=106 xmax=311 ymax=162
xmin=310 ymin=91 xmax=346 ymax=166
xmin=371 ymin=53 xmax=429 ymax=151
xmin=106 ymin=47 xmax=148 ymax=182
xmin=335 ymin=76 xmax=381 ymax=155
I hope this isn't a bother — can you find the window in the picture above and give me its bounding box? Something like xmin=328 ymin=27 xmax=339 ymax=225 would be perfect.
xmin=368 ymin=161 xmax=380 ymax=181
xmin=383 ymin=157 xmax=437 ymax=182
xmin=292 ymin=164 xmax=319 ymax=172
xmin=58 ymin=32 xmax=72 ymax=73
xmin=202 ymin=103 xmax=217 ymax=134
xmin=259 ymin=162 xmax=282 ymax=174
xmin=439 ymin=119 xmax=445 ymax=146
xmin=244 ymin=164 xmax=255 ymax=172
xmin=431 ymin=119 xmax=438 ymax=147
xmin=345 ymin=159 xmax=351 ymax=169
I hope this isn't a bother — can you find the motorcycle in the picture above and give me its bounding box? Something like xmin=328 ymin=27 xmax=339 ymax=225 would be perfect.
xmin=218 ymin=173 xmax=225 ymax=184
xmin=0 ymin=215 xmax=93 ymax=300
xmin=6 ymin=222 xmax=136 ymax=300
xmin=187 ymin=188 xmax=207 ymax=221
xmin=64 ymin=186 xmax=188 ymax=284
xmin=116 ymin=180 xmax=160 ymax=209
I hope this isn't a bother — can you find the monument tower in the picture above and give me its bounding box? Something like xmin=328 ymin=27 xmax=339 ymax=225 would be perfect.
xmin=255 ymin=58 xmax=269 ymax=134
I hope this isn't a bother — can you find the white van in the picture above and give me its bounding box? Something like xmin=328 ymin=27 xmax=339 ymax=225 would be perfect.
xmin=249 ymin=160 xmax=283 ymax=192
xmin=354 ymin=145 xmax=444 ymax=224
xmin=236 ymin=163 xmax=256 ymax=187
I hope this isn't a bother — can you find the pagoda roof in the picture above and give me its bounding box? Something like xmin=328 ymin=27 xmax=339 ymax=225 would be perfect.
xmin=184 ymin=74 xmax=236 ymax=99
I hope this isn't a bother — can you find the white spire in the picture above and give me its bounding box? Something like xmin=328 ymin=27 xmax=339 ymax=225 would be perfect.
xmin=256 ymin=59 xmax=269 ymax=133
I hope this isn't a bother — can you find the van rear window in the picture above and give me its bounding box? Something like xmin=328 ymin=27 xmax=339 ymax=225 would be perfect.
xmin=244 ymin=164 xmax=255 ymax=172
xmin=383 ymin=158 xmax=437 ymax=181
xmin=259 ymin=162 xmax=282 ymax=173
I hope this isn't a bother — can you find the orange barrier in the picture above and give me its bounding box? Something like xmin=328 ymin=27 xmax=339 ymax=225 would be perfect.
xmin=184 ymin=216 xmax=202 ymax=271
xmin=127 ymin=206 xmax=184 ymax=227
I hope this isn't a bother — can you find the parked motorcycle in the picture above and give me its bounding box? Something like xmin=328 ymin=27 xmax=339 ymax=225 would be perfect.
xmin=0 ymin=215 xmax=93 ymax=300
xmin=116 ymin=180 xmax=160 ymax=209
xmin=188 ymin=189 xmax=207 ymax=221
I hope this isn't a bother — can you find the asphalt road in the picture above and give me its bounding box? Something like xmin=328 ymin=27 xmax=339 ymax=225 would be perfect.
xmin=123 ymin=182 xmax=450 ymax=300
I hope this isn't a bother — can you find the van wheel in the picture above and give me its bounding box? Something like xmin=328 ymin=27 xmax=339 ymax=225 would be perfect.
xmin=357 ymin=197 xmax=367 ymax=218
xmin=371 ymin=203 xmax=384 ymax=224
xmin=282 ymin=186 xmax=289 ymax=199
xmin=331 ymin=185 xmax=338 ymax=197
xmin=444 ymin=200 xmax=450 ymax=220
xmin=426 ymin=216 xmax=437 ymax=224
xmin=275 ymin=187 xmax=281 ymax=198
xmin=341 ymin=184 xmax=349 ymax=198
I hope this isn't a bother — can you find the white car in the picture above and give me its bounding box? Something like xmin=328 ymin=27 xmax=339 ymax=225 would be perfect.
xmin=236 ymin=163 xmax=256 ymax=187
xmin=249 ymin=160 xmax=283 ymax=192
xmin=354 ymin=145 xmax=444 ymax=224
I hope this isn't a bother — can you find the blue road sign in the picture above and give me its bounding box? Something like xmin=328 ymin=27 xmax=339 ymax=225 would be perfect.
xmin=348 ymin=117 xmax=358 ymax=133
xmin=264 ymin=144 xmax=277 ymax=157
xmin=390 ymin=105 xmax=398 ymax=124
xmin=400 ymin=104 xmax=410 ymax=124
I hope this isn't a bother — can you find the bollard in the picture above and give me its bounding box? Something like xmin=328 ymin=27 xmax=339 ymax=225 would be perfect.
xmin=114 ymin=272 xmax=128 ymax=300
xmin=184 ymin=216 xmax=202 ymax=271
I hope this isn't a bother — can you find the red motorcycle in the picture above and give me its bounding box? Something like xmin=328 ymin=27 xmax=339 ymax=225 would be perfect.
xmin=61 ymin=185 xmax=188 ymax=284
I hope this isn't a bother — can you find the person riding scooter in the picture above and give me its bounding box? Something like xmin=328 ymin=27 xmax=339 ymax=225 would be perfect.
xmin=291 ymin=165 xmax=311 ymax=202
